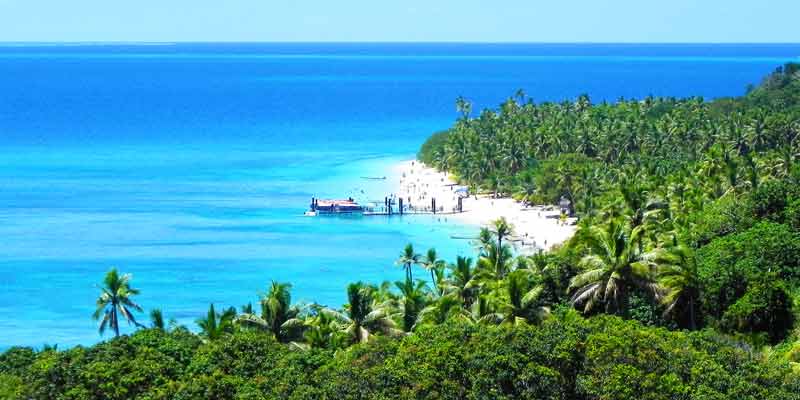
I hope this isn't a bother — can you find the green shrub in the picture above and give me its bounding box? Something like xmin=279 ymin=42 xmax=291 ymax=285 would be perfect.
xmin=721 ymin=279 xmax=795 ymax=343
xmin=698 ymin=222 xmax=800 ymax=321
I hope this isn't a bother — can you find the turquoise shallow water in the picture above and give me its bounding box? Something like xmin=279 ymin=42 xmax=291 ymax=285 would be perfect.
xmin=1 ymin=43 xmax=798 ymax=348
xmin=0 ymin=145 xmax=475 ymax=347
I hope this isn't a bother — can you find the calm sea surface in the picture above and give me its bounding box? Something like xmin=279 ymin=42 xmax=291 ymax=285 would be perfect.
xmin=0 ymin=43 xmax=798 ymax=347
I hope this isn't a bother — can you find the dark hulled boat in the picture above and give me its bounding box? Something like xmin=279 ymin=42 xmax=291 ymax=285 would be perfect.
xmin=309 ymin=198 xmax=365 ymax=214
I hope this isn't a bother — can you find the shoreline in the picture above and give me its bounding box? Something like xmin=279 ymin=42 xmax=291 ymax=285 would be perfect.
xmin=392 ymin=160 xmax=576 ymax=253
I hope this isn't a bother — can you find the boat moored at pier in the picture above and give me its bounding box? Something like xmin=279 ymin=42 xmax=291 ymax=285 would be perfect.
xmin=309 ymin=197 xmax=365 ymax=214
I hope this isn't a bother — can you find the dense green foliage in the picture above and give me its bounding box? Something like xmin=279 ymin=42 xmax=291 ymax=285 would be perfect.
xmin=421 ymin=64 xmax=800 ymax=209
xmin=3 ymin=64 xmax=800 ymax=399
xmin=3 ymin=312 xmax=800 ymax=400
xmin=419 ymin=63 xmax=800 ymax=340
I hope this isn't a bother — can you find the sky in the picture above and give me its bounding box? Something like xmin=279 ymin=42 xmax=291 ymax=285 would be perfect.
xmin=0 ymin=0 xmax=798 ymax=43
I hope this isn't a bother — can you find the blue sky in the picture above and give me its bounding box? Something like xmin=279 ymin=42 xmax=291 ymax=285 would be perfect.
xmin=0 ymin=0 xmax=797 ymax=43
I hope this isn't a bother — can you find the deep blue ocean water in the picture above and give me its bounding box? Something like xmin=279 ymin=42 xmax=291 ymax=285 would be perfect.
xmin=1 ymin=43 xmax=798 ymax=348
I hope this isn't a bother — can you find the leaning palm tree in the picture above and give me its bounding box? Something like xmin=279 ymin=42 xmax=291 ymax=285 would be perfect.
xmin=568 ymin=220 xmax=656 ymax=316
xmin=421 ymin=248 xmax=446 ymax=295
xmin=196 ymin=303 xmax=236 ymax=341
xmin=236 ymin=281 xmax=304 ymax=342
xmin=92 ymin=268 xmax=144 ymax=337
xmin=647 ymin=242 xmax=702 ymax=330
xmin=396 ymin=244 xmax=422 ymax=282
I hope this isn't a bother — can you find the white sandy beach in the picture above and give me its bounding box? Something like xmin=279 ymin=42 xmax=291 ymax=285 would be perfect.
xmin=393 ymin=160 xmax=576 ymax=253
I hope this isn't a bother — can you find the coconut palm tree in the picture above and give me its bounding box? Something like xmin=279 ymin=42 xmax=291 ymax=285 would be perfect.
xmin=149 ymin=309 xmax=165 ymax=330
xmin=341 ymin=282 xmax=398 ymax=343
xmin=490 ymin=217 xmax=514 ymax=252
xmin=496 ymin=270 xmax=550 ymax=325
xmin=443 ymin=256 xmax=480 ymax=308
xmin=236 ymin=281 xmax=304 ymax=342
xmin=421 ymin=248 xmax=446 ymax=295
xmin=568 ymin=220 xmax=656 ymax=316
xmin=415 ymin=295 xmax=473 ymax=327
xmin=92 ymin=268 xmax=144 ymax=337
xmin=477 ymin=242 xmax=513 ymax=279
xmin=618 ymin=173 xmax=667 ymax=229
xmin=301 ymin=305 xmax=348 ymax=350
xmin=196 ymin=303 xmax=236 ymax=341
xmin=647 ymin=242 xmax=702 ymax=330
xmin=515 ymin=170 xmax=538 ymax=206
xmin=396 ymin=244 xmax=422 ymax=282
xmin=394 ymin=278 xmax=431 ymax=332
xmin=455 ymin=96 xmax=472 ymax=119
xmin=475 ymin=227 xmax=494 ymax=256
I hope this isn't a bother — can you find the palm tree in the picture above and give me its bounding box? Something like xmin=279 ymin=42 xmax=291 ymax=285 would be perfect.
xmin=236 ymin=281 xmax=303 ymax=342
xmin=421 ymin=248 xmax=446 ymax=295
xmin=470 ymin=293 xmax=498 ymax=324
xmin=396 ymin=244 xmax=422 ymax=282
xmin=196 ymin=303 xmax=236 ymax=341
xmin=415 ymin=295 xmax=473 ymax=327
xmin=477 ymin=242 xmax=513 ymax=279
xmin=342 ymin=282 xmax=398 ymax=343
xmin=443 ymin=256 xmax=480 ymax=308
xmin=394 ymin=278 xmax=431 ymax=332
xmin=92 ymin=268 xmax=144 ymax=337
xmin=455 ymin=96 xmax=472 ymax=119
xmin=149 ymin=308 xmax=165 ymax=330
xmin=496 ymin=270 xmax=549 ymax=325
xmin=475 ymin=227 xmax=494 ymax=256
xmin=568 ymin=220 xmax=656 ymax=316
xmin=490 ymin=217 xmax=514 ymax=252
xmin=618 ymin=173 xmax=667 ymax=233
xmin=647 ymin=242 xmax=702 ymax=330
xmin=301 ymin=305 xmax=348 ymax=350
xmin=723 ymin=149 xmax=741 ymax=195
xmin=515 ymin=170 xmax=537 ymax=206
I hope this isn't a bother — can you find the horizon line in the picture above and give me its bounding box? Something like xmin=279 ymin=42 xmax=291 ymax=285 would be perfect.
xmin=1 ymin=41 xmax=799 ymax=46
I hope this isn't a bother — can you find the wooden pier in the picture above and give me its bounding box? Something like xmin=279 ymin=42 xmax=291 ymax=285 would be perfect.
xmin=307 ymin=195 xmax=465 ymax=216
xmin=363 ymin=209 xmax=463 ymax=216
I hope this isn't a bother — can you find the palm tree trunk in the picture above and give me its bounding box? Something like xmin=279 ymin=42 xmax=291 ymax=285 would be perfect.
xmin=112 ymin=306 xmax=120 ymax=337
xmin=620 ymin=286 xmax=630 ymax=319
xmin=355 ymin=323 xmax=364 ymax=344
xmin=496 ymin=237 xmax=503 ymax=269
xmin=430 ymin=270 xmax=438 ymax=295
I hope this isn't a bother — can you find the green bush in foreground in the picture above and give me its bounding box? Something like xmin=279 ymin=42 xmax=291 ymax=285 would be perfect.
xmin=3 ymin=311 xmax=799 ymax=400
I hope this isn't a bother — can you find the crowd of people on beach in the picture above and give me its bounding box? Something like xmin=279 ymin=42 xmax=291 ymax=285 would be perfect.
xmin=395 ymin=160 xmax=576 ymax=253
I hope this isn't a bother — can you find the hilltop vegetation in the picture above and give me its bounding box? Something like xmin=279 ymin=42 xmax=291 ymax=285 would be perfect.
xmin=3 ymin=64 xmax=800 ymax=399
xmin=3 ymin=312 xmax=799 ymax=400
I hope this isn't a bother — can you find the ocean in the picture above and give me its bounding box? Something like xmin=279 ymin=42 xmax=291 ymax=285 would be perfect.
xmin=0 ymin=43 xmax=798 ymax=348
